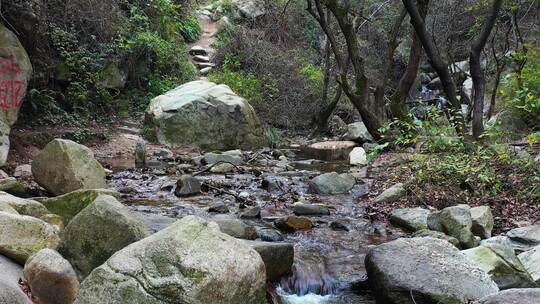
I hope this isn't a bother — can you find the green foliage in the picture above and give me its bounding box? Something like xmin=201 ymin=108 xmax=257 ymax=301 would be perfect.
xmin=367 ymin=142 xmax=390 ymax=163
xmin=265 ymin=128 xmax=285 ymax=148
xmin=177 ymin=15 xmax=202 ymax=42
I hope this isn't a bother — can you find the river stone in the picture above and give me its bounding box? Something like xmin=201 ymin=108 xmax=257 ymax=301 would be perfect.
xmin=390 ymin=207 xmax=430 ymax=231
xmin=349 ymin=147 xmax=368 ymax=166
xmin=145 ymin=80 xmax=264 ymax=150
xmin=365 ymin=237 xmax=498 ymax=304
xmin=413 ymin=229 xmax=460 ymax=247
xmin=471 ymin=206 xmax=494 ymax=239
xmin=255 ymin=227 xmax=284 ymax=242
xmin=23 ymin=249 xmax=80 ymax=304
xmin=203 ymin=150 xmax=244 ymax=165
xmin=13 ymin=164 xmax=32 ymax=178
xmin=274 ymin=216 xmax=313 ymax=232
xmin=38 ymin=189 xmax=120 ymax=225
xmin=518 ymin=246 xmax=540 ymax=284
xmin=0 ymin=254 xmax=32 ymax=304
xmin=345 ymin=122 xmax=374 ymax=142
xmin=506 ymin=225 xmax=540 ymax=250
xmin=59 ymin=195 xmax=149 ymax=278
xmin=174 ymin=175 xmax=202 ymax=197
xmin=373 ymin=183 xmax=406 ymax=204
xmin=462 ymin=237 xmax=537 ymax=290
xmin=74 ymin=216 xmax=267 ymax=304
xmin=208 ymin=202 xmax=229 ymax=214
xmin=240 ymin=206 xmax=261 ymax=219
xmin=307 ymin=141 xmax=357 ymax=161
xmin=0 ymin=191 xmax=48 ymax=217
xmin=0 ymin=24 xmax=33 ymax=167
xmin=0 ymin=177 xmax=26 ymax=195
xmin=212 ymin=215 xmax=256 ymax=240
xmin=428 ymin=204 xmax=478 ymax=249
xmin=31 ymin=139 xmax=107 ymax=195
xmin=309 ymin=172 xmax=355 ymax=195
xmin=245 ymin=241 xmax=294 ymax=281
xmin=210 ymin=162 xmax=234 ymax=173
xmin=479 ymin=288 xmax=540 ymax=304
xmin=0 ymin=212 xmax=60 ymax=263
xmin=293 ymin=203 xmax=330 ymax=216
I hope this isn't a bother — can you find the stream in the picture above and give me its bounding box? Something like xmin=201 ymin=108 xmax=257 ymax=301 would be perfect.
xmin=101 ymin=146 xmax=402 ymax=304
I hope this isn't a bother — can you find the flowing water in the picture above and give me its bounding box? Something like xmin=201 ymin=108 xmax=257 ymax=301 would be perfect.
xmin=102 ymin=147 xmax=401 ymax=303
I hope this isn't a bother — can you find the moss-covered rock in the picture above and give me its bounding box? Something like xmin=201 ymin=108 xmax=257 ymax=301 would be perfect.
xmin=0 ymin=191 xmax=49 ymax=217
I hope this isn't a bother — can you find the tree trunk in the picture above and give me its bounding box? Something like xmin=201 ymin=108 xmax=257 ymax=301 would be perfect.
xmin=470 ymin=0 xmax=502 ymax=139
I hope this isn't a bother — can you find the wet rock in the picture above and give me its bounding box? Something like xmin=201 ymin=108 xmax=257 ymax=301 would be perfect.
xmin=345 ymin=122 xmax=374 ymax=143
xmin=32 ymin=139 xmax=107 ymax=195
xmin=307 ymin=141 xmax=357 ymax=161
xmin=134 ymin=139 xmax=146 ymax=166
xmin=74 ymin=216 xmax=266 ymax=304
xmin=245 ymin=241 xmax=294 ymax=282
xmin=14 ymin=164 xmax=32 ymax=178
xmin=0 ymin=254 xmax=32 ymax=304
xmin=471 ymin=206 xmax=494 ymax=239
xmin=208 ymin=202 xmax=229 ymax=214
xmin=0 ymin=212 xmax=60 ymax=263
xmin=0 ymin=191 xmax=48 ymax=217
xmin=365 ymin=237 xmax=499 ymax=304
xmin=212 ymin=214 xmax=257 ymax=240
xmin=255 ymin=227 xmax=284 ymax=242
xmin=203 ymin=150 xmax=244 ymax=165
xmin=349 ymin=147 xmax=368 ymax=166
xmin=240 ymin=206 xmax=261 ymax=219
xmin=309 ymin=172 xmax=355 ymax=195
xmin=506 ymin=225 xmax=540 ymax=251
xmin=23 ymin=249 xmax=80 ymax=304
xmin=0 ymin=177 xmax=26 ymax=195
xmin=428 ymin=204 xmax=478 ymax=249
xmin=145 ymin=80 xmax=264 ymax=150
xmin=153 ymin=148 xmax=174 ymax=159
xmin=330 ymin=220 xmax=350 ymax=231
xmin=210 ymin=162 xmax=235 ymax=173
xmin=390 ymin=207 xmax=430 ymax=231
xmin=293 ymin=202 xmax=330 ymax=216
xmin=38 ymin=189 xmax=120 ymax=225
xmin=174 ymin=175 xmax=202 ymax=197
xmin=59 ymin=195 xmax=149 ymax=278
xmin=463 ymin=236 xmax=537 ymax=289
xmin=274 ymin=216 xmax=313 ymax=232
xmin=518 ymin=245 xmax=540 ymax=284
xmin=413 ymin=229 xmax=460 ymax=247
xmin=479 ymin=288 xmax=540 ymax=304
xmin=373 ymin=183 xmax=406 ymax=204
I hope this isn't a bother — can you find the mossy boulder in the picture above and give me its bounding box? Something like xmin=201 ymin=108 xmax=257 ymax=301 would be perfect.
xmin=428 ymin=204 xmax=479 ymax=249
xmin=308 ymin=172 xmax=356 ymax=194
xmin=0 ymin=254 xmax=32 ymax=304
xmin=145 ymin=80 xmax=265 ymax=150
xmin=59 ymin=195 xmax=149 ymax=278
xmin=0 ymin=191 xmax=48 ymax=217
xmin=38 ymin=188 xmax=120 ymax=224
xmin=74 ymin=216 xmax=266 ymax=304
xmin=31 ymin=139 xmax=107 ymax=195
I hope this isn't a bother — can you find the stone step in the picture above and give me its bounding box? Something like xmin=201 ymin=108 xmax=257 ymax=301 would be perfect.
xmin=199 ymin=67 xmax=213 ymax=75
xmin=195 ymin=62 xmax=215 ymax=69
xmin=189 ymin=45 xmax=208 ymax=56
xmin=193 ymin=55 xmax=210 ymax=63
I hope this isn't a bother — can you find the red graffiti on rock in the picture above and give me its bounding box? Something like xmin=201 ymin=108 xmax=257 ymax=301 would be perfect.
xmin=0 ymin=53 xmax=24 ymax=110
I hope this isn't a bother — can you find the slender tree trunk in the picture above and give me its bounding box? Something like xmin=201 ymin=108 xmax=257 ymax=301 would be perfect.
xmin=470 ymin=0 xmax=502 ymax=139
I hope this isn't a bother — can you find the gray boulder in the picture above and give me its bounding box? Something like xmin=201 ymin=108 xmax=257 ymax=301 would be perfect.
xmin=212 ymin=215 xmax=256 ymax=240
xmin=463 ymin=237 xmax=537 ymax=289
xmin=0 ymin=177 xmax=26 ymax=195
xmin=232 ymin=0 xmax=266 ymax=19
xmin=245 ymin=241 xmax=294 ymax=281
xmin=145 ymin=81 xmax=264 ymax=150
xmin=428 ymin=204 xmax=478 ymax=249
xmin=74 ymin=216 xmax=266 ymax=304
xmin=365 ymin=237 xmax=498 ymax=304
xmin=0 ymin=24 xmax=33 ymax=167
xmin=309 ymin=172 xmax=355 ymax=194
xmin=349 ymin=147 xmax=368 ymax=166
xmin=471 ymin=206 xmax=494 ymax=239
xmin=174 ymin=175 xmax=202 ymax=197
xmin=0 ymin=212 xmax=60 ymax=263
xmin=203 ymin=150 xmax=244 ymax=165
xmin=0 ymin=191 xmax=48 ymax=217
xmin=23 ymin=249 xmax=80 ymax=304
xmin=507 ymin=225 xmax=540 ymax=251
xmin=345 ymin=122 xmax=374 ymax=142
xmin=518 ymin=245 xmax=540 ymax=284
xmin=480 ymin=288 xmax=540 ymax=304
xmin=31 ymin=139 xmax=107 ymax=195
xmin=374 ymin=183 xmax=406 ymax=204
xmin=293 ymin=203 xmax=330 ymax=216
xmin=59 ymin=195 xmax=149 ymax=278
xmin=413 ymin=229 xmax=460 ymax=247
xmin=0 ymin=254 xmax=32 ymax=304
xmin=390 ymin=207 xmax=430 ymax=231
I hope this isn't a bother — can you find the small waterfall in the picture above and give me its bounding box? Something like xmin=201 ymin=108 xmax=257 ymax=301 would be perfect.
xmin=279 ymin=259 xmax=342 ymax=296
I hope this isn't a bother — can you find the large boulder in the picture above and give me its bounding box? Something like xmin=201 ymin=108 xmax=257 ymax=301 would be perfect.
xmin=0 ymin=191 xmax=48 ymax=217
xmin=480 ymin=288 xmax=540 ymax=304
xmin=74 ymin=216 xmax=266 ymax=304
xmin=145 ymin=80 xmax=264 ymax=150
xmin=309 ymin=172 xmax=355 ymax=194
xmin=373 ymin=183 xmax=406 ymax=204
xmin=59 ymin=195 xmax=149 ymax=278
xmin=390 ymin=207 xmax=430 ymax=231
xmin=428 ymin=204 xmax=478 ymax=249
xmin=506 ymin=225 xmax=540 ymax=251
xmin=518 ymin=245 xmax=540 ymax=284
xmin=471 ymin=206 xmax=494 ymax=239
xmin=38 ymin=188 xmax=120 ymax=225
xmin=23 ymin=249 xmax=80 ymax=304
xmin=0 ymin=254 xmax=32 ymax=304
xmin=0 ymin=211 xmax=60 ymax=263
xmin=232 ymin=0 xmax=266 ymax=19
xmin=345 ymin=122 xmax=373 ymax=142
xmin=245 ymin=241 xmax=294 ymax=282
xmin=365 ymin=237 xmax=498 ymax=304
xmin=0 ymin=24 xmax=32 ymax=166
xmin=463 ymin=237 xmax=537 ymax=289
xmin=31 ymin=139 xmax=107 ymax=195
